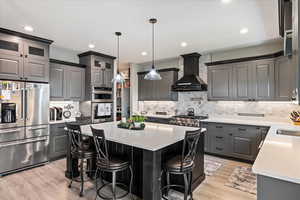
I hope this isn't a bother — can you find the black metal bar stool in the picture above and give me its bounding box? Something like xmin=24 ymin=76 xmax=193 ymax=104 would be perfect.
xmin=161 ymin=129 xmax=202 ymax=200
xmin=66 ymin=123 xmax=96 ymax=197
xmin=91 ymin=126 xmax=133 ymax=200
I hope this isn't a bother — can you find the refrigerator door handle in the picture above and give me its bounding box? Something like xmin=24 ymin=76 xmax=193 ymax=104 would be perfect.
xmin=24 ymin=89 xmax=28 ymax=121
xmin=0 ymin=137 xmax=48 ymax=148
xmin=21 ymin=89 xmax=24 ymax=120
xmin=0 ymin=129 xmax=21 ymax=134
xmin=28 ymin=127 xmax=47 ymax=131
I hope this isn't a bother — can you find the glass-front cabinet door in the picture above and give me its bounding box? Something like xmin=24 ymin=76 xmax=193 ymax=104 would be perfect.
xmin=0 ymin=33 xmax=23 ymax=80
xmin=23 ymin=40 xmax=49 ymax=82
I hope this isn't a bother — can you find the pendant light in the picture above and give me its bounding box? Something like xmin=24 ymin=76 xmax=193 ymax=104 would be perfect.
xmin=144 ymin=18 xmax=161 ymax=80
xmin=112 ymin=32 xmax=125 ymax=83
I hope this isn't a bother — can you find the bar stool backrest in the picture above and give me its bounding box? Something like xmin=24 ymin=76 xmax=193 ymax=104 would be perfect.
xmin=181 ymin=129 xmax=202 ymax=170
xmin=90 ymin=126 xmax=109 ymax=163
xmin=66 ymin=123 xmax=84 ymax=151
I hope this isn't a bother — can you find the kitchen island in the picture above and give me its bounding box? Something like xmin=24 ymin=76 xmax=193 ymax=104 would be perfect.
xmin=65 ymin=122 xmax=206 ymax=200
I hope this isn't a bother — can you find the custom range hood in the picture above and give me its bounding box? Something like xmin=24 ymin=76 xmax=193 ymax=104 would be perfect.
xmin=172 ymin=53 xmax=207 ymax=92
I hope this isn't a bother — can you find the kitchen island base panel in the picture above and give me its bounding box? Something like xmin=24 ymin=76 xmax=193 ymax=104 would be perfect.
xmin=257 ymin=175 xmax=300 ymax=200
xmin=65 ymin=139 xmax=205 ymax=200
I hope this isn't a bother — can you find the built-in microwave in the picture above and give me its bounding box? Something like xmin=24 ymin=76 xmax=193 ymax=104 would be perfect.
xmin=92 ymin=87 xmax=113 ymax=103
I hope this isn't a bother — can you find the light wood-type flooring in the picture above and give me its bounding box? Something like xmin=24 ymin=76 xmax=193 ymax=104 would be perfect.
xmin=0 ymin=156 xmax=256 ymax=200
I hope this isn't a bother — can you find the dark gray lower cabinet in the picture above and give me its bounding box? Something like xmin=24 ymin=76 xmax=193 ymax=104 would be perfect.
xmin=202 ymin=122 xmax=269 ymax=161
xmin=49 ymin=123 xmax=68 ymax=161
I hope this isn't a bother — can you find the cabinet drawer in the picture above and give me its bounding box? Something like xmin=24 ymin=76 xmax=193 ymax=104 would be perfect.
xmin=232 ymin=125 xmax=261 ymax=137
xmin=211 ymin=142 xmax=227 ymax=155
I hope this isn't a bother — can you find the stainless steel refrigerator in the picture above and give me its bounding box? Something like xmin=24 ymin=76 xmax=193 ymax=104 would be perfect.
xmin=0 ymin=80 xmax=49 ymax=175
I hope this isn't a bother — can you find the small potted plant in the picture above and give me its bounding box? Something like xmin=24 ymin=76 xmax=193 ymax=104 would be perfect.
xmin=130 ymin=115 xmax=146 ymax=128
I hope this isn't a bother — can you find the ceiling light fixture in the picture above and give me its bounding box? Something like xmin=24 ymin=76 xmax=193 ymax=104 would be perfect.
xmin=221 ymin=0 xmax=232 ymax=4
xmin=240 ymin=28 xmax=249 ymax=34
xmin=144 ymin=18 xmax=161 ymax=81
xmin=181 ymin=42 xmax=187 ymax=47
xmin=141 ymin=51 xmax=148 ymax=56
xmin=112 ymin=32 xmax=125 ymax=83
xmin=24 ymin=25 xmax=34 ymax=32
xmin=88 ymin=44 xmax=95 ymax=49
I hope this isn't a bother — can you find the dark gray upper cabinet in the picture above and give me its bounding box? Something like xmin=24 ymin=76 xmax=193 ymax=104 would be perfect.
xmin=50 ymin=60 xmax=85 ymax=101
xmin=92 ymin=56 xmax=114 ymax=88
xmin=251 ymin=59 xmax=275 ymax=100
xmin=278 ymin=0 xmax=293 ymax=37
xmin=66 ymin=67 xmax=85 ymax=101
xmin=0 ymin=33 xmax=24 ymax=80
xmin=23 ymin=40 xmax=50 ymax=82
xmin=50 ymin=63 xmax=65 ymax=100
xmin=208 ymin=65 xmax=233 ymax=100
xmin=78 ymin=52 xmax=115 ymax=101
xmin=207 ymin=55 xmax=294 ymax=101
xmin=275 ymin=56 xmax=295 ymax=101
xmin=0 ymin=30 xmax=52 ymax=82
xmin=232 ymin=63 xmax=252 ymax=100
xmin=138 ymin=68 xmax=179 ymax=101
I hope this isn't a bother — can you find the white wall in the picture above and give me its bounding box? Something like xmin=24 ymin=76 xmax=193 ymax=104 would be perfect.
xmin=50 ymin=45 xmax=80 ymax=63
xmin=210 ymin=40 xmax=283 ymax=62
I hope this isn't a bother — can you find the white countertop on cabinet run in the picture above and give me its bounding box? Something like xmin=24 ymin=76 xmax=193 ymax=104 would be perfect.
xmin=202 ymin=116 xmax=300 ymax=184
xmin=80 ymin=122 xmax=203 ymax=151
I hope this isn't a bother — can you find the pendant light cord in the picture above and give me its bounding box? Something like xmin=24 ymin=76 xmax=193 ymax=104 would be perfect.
xmin=117 ymin=34 xmax=120 ymax=74
xmin=152 ymin=21 xmax=155 ymax=69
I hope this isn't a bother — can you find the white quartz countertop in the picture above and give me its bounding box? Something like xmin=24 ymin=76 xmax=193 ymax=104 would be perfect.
xmin=201 ymin=116 xmax=291 ymax=127
xmin=80 ymin=122 xmax=203 ymax=151
xmin=202 ymin=116 xmax=300 ymax=184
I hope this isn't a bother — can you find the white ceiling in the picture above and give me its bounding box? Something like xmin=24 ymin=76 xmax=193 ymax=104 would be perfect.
xmin=0 ymin=0 xmax=279 ymax=63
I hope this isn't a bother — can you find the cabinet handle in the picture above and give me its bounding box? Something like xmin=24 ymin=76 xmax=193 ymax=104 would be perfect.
xmin=238 ymin=128 xmax=246 ymax=131
xmin=216 ymin=147 xmax=223 ymax=151
xmin=216 ymin=136 xmax=224 ymax=139
xmin=20 ymin=54 xmax=23 ymax=57
xmin=229 ymin=133 xmax=233 ymax=136
xmin=25 ymin=55 xmax=28 ymax=58
xmin=216 ymin=126 xmax=223 ymax=128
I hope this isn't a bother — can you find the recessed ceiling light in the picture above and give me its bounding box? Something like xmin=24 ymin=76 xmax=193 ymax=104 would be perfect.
xmin=221 ymin=0 xmax=232 ymax=4
xmin=141 ymin=51 xmax=148 ymax=56
xmin=240 ymin=28 xmax=249 ymax=34
xmin=88 ymin=44 xmax=95 ymax=49
xmin=24 ymin=25 xmax=34 ymax=32
xmin=181 ymin=42 xmax=187 ymax=47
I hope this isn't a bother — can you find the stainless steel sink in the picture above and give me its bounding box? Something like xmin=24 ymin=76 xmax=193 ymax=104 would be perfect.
xmin=276 ymin=129 xmax=300 ymax=137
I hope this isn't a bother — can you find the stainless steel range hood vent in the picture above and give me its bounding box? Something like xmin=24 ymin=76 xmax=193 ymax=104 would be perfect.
xmin=171 ymin=53 xmax=207 ymax=92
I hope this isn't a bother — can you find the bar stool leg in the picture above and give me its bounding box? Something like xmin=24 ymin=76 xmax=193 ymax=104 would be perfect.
xmin=68 ymin=162 xmax=74 ymax=188
xmin=79 ymin=159 xmax=84 ymax=197
xmin=183 ymin=173 xmax=188 ymax=200
xmin=129 ymin=166 xmax=134 ymax=200
xmin=166 ymin=172 xmax=170 ymax=197
xmin=189 ymin=171 xmax=193 ymax=200
xmin=112 ymin=171 xmax=117 ymax=200
xmin=94 ymin=167 xmax=99 ymax=200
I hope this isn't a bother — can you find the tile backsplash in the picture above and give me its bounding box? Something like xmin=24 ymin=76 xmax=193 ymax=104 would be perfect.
xmin=138 ymin=92 xmax=300 ymax=122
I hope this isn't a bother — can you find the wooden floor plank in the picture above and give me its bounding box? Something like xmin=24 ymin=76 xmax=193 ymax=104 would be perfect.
xmin=0 ymin=156 xmax=256 ymax=200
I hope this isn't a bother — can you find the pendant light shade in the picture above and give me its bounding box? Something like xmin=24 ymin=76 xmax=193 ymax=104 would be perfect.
xmin=112 ymin=32 xmax=125 ymax=83
xmin=144 ymin=18 xmax=161 ymax=80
